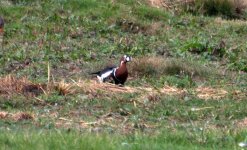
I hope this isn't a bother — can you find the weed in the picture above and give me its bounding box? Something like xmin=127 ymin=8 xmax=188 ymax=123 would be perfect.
xmin=182 ymin=37 xmax=226 ymax=59
xmin=226 ymin=48 xmax=247 ymax=72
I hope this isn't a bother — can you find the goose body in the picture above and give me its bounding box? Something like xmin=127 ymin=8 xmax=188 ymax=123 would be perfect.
xmin=91 ymin=55 xmax=131 ymax=85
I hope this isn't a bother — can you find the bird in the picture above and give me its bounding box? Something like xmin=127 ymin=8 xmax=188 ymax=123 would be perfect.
xmin=0 ymin=17 xmax=4 ymax=34
xmin=91 ymin=55 xmax=132 ymax=85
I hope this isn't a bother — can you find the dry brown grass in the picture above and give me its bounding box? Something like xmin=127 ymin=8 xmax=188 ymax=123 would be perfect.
xmin=147 ymin=0 xmax=194 ymax=9
xmin=65 ymin=79 xmax=139 ymax=94
xmin=0 ymin=75 xmax=45 ymax=96
xmin=13 ymin=112 xmax=34 ymax=121
xmin=55 ymin=79 xmax=234 ymax=101
xmin=148 ymin=0 xmax=164 ymax=8
xmin=196 ymin=87 xmax=228 ymax=100
xmin=0 ymin=111 xmax=34 ymax=121
xmin=161 ymin=85 xmax=187 ymax=95
xmin=0 ymin=75 xmax=240 ymax=101
xmin=237 ymin=117 xmax=247 ymax=128
xmin=0 ymin=111 xmax=8 ymax=119
xmin=214 ymin=17 xmax=247 ymax=25
xmin=55 ymin=80 xmax=77 ymax=95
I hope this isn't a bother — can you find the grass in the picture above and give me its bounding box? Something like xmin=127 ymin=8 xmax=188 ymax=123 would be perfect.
xmin=129 ymin=56 xmax=215 ymax=78
xmin=0 ymin=129 xmax=245 ymax=150
xmin=0 ymin=0 xmax=247 ymax=149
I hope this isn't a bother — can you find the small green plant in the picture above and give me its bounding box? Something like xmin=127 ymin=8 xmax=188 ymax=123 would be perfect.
xmin=182 ymin=37 xmax=226 ymax=59
xmin=227 ymin=49 xmax=247 ymax=72
xmin=162 ymin=75 xmax=195 ymax=88
xmin=133 ymin=5 xmax=169 ymax=21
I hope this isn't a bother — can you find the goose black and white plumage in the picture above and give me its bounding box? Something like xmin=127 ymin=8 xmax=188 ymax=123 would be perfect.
xmin=91 ymin=55 xmax=132 ymax=85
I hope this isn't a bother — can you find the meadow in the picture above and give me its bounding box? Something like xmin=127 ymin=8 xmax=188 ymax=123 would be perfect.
xmin=0 ymin=0 xmax=247 ymax=149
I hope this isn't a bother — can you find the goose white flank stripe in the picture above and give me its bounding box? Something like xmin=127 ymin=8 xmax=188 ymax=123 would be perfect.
xmin=97 ymin=70 xmax=113 ymax=82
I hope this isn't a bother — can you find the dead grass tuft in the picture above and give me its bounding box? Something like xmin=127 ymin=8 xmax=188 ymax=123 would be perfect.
xmin=0 ymin=74 xmax=238 ymax=101
xmin=196 ymin=86 xmax=228 ymax=100
xmin=237 ymin=117 xmax=247 ymax=128
xmin=56 ymin=80 xmax=77 ymax=95
xmin=13 ymin=112 xmax=34 ymax=121
xmin=75 ymin=80 xmax=138 ymax=94
xmin=53 ymin=79 xmax=140 ymax=99
xmin=214 ymin=17 xmax=247 ymax=25
xmin=147 ymin=0 xmax=195 ymax=10
xmin=0 ymin=75 xmax=45 ymax=96
xmin=148 ymin=0 xmax=165 ymax=8
xmin=0 ymin=111 xmax=34 ymax=121
xmin=232 ymin=90 xmax=246 ymax=100
xmin=0 ymin=111 xmax=8 ymax=119
xmin=161 ymin=85 xmax=187 ymax=95
xmin=55 ymin=79 xmax=233 ymax=100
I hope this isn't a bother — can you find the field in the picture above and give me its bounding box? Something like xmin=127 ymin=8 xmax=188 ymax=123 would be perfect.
xmin=0 ymin=0 xmax=247 ymax=149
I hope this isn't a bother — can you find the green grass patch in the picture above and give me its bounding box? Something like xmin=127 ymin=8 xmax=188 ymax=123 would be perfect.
xmin=0 ymin=129 xmax=245 ymax=150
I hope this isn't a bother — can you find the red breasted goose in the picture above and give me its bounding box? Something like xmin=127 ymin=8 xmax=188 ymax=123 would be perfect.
xmin=0 ymin=17 xmax=4 ymax=34
xmin=91 ymin=55 xmax=132 ymax=85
